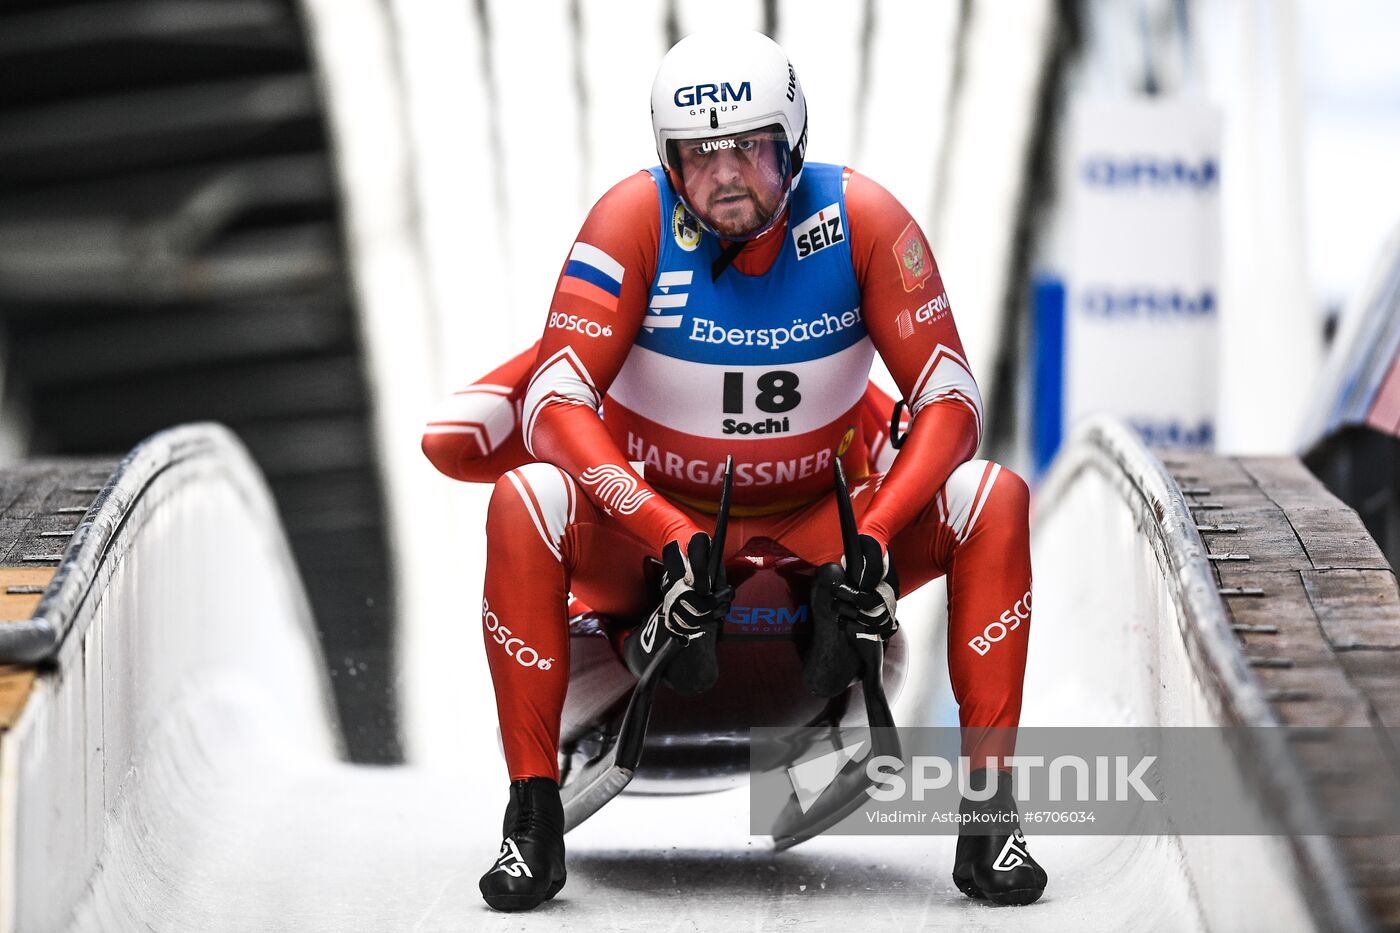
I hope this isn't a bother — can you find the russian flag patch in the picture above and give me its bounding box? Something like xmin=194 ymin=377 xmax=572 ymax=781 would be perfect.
xmin=559 ymin=242 xmax=624 ymax=311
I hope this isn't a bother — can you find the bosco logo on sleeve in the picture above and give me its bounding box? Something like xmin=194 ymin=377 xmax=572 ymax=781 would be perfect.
xmin=893 ymin=220 xmax=933 ymax=292
xmin=547 ymin=311 xmax=613 ymax=339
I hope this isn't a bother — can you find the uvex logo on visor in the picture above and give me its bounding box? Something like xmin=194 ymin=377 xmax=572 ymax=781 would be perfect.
xmin=670 ymin=126 xmax=791 ymax=240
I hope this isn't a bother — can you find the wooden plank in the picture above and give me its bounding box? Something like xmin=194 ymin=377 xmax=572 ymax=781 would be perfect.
xmin=0 ymin=568 xmax=53 ymax=730
xmin=1283 ymin=507 xmax=1393 ymax=571
xmin=1210 ymin=508 xmax=1315 ymax=580
xmin=0 ymin=665 xmax=36 ymax=730
xmin=1302 ymin=569 xmax=1400 ymax=650
xmin=1165 ymin=454 xmax=1255 ymax=488
xmin=1221 ymin=571 xmax=1335 ymax=658
xmin=1339 ymin=837 xmax=1400 ymax=888
xmin=1359 ymin=880 xmax=1400 ymax=930
xmin=1302 ymin=772 xmax=1399 ymax=838
xmin=1334 ymin=649 xmax=1400 ymax=732
xmin=1203 ymin=458 xmax=1400 ymax=926
xmin=1181 ymin=489 xmax=1272 ymax=514
xmin=1212 ymin=571 xmax=1373 ymax=726
xmin=1250 ymin=662 xmax=1372 ymax=727
xmin=1355 ymin=882 xmax=1400 ymax=931
xmin=1166 ymin=456 xmax=1272 ymax=518
xmin=1237 ymin=457 xmax=1349 ymax=512
xmin=0 ymin=566 xmax=55 ymax=621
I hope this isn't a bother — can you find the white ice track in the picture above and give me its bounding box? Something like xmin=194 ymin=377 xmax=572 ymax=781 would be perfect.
xmin=0 ymin=422 xmax=1343 ymax=932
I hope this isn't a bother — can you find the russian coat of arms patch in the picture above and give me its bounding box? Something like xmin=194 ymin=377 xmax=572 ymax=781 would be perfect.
xmin=893 ymin=220 xmax=932 ymax=292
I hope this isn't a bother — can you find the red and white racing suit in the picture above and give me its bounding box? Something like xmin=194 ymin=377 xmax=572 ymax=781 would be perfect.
xmin=424 ymin=169 xmax=1032 ymax=782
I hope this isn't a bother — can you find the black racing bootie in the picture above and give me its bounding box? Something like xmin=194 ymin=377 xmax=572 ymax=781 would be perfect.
xmin=803 ymin=562 xmax=861 ymax=697
xmin=479 ymin=777 xmax=567 ymax=912
xmin=952 ymin=768 xmax=1048 ymax=906
xmin=622 ymin=602 xmax=722 ymax=697
xmin=803 ymin=541 xmax=899 ymax=699
xmin=660 ymin=623 xmax=720 ymax=696
xmin=623 ymin=535 xmax=728 ymax=697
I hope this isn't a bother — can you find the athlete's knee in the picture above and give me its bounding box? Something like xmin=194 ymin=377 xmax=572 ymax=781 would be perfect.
xmin=939 ymin=460 xmax=1026 ymax=541
xmin=985 ymin=465 xmax=1029 ymax=519
xmin=487 ymin=462 xmax=578 ymax=560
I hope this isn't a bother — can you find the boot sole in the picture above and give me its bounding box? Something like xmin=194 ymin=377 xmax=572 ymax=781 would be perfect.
xmin=954 ymin=876 xmax=1044 ymax=907
xmin=662 ymin=632 xmax=718 ymax=696
xmin=985 ymin=887 xmax=1044 ymax=906
xmin=952 ymin=873 xmax=984 ymax=899
xmin=482 ymin=875 xmax=566 ymax=912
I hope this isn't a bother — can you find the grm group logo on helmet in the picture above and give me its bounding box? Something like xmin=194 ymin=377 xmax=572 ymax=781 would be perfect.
xmin=673 ymin=82 xmax=752 ymax=107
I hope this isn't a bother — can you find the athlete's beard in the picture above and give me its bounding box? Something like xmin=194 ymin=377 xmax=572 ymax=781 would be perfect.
xmin=704 ymin=184 xmax=775 ymax=238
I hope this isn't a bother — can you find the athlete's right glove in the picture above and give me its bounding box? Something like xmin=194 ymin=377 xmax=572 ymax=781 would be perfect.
xmin=833 ymin=533 xmax=900 ymax=639
xmin=659 ymin=531 xmax=733 ymax=642
xmin=644 ymin=531 xmax=731 ymax=696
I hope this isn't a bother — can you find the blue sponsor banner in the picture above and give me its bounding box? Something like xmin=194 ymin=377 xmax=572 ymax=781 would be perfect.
xmin=1061 ymin=100 xmax=1222 ymax=453
xmin=1032 ymin=275 xmax=1066 ymax=476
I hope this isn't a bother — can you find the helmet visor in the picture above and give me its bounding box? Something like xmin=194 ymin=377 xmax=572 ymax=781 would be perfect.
xmin=665 ymin=125 xmax=793 ymax=240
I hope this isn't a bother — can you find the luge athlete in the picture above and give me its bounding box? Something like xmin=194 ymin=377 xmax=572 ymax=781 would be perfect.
xmin=423 ymin=30 xmax=1047 ymax=912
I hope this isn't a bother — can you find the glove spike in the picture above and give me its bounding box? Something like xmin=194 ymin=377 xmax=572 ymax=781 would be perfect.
xmin=710 ymin=455 xmax=733 ymax=588
xmin=834 ymin=459 xmax=861 ymax=585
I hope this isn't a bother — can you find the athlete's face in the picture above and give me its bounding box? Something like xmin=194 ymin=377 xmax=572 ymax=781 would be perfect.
xmin=675 ymin=129 xmax=787 ymax=238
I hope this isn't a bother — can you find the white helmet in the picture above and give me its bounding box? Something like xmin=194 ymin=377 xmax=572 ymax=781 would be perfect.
xmin=650 ymin=31 xmax=807 ymax=241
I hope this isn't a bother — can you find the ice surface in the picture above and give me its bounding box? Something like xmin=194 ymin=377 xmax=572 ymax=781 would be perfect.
xmin=68 ymin=755 xmax=1206 ymax=933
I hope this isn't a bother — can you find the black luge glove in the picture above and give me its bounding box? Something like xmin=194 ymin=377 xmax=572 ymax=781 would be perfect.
xmin=833 ymin=533 xmax=900 ymax=639
xmin=625 ymin=532 xmax=732 ymax=696
xmin=804 ymin=534 xmax=899 ymax=698
xmin=659 ymin=532 xmax=733 ymax=642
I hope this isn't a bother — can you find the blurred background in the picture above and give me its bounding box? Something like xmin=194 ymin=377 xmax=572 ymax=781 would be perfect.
xmin=0 ymin=0 xmax=1395 ymax=766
